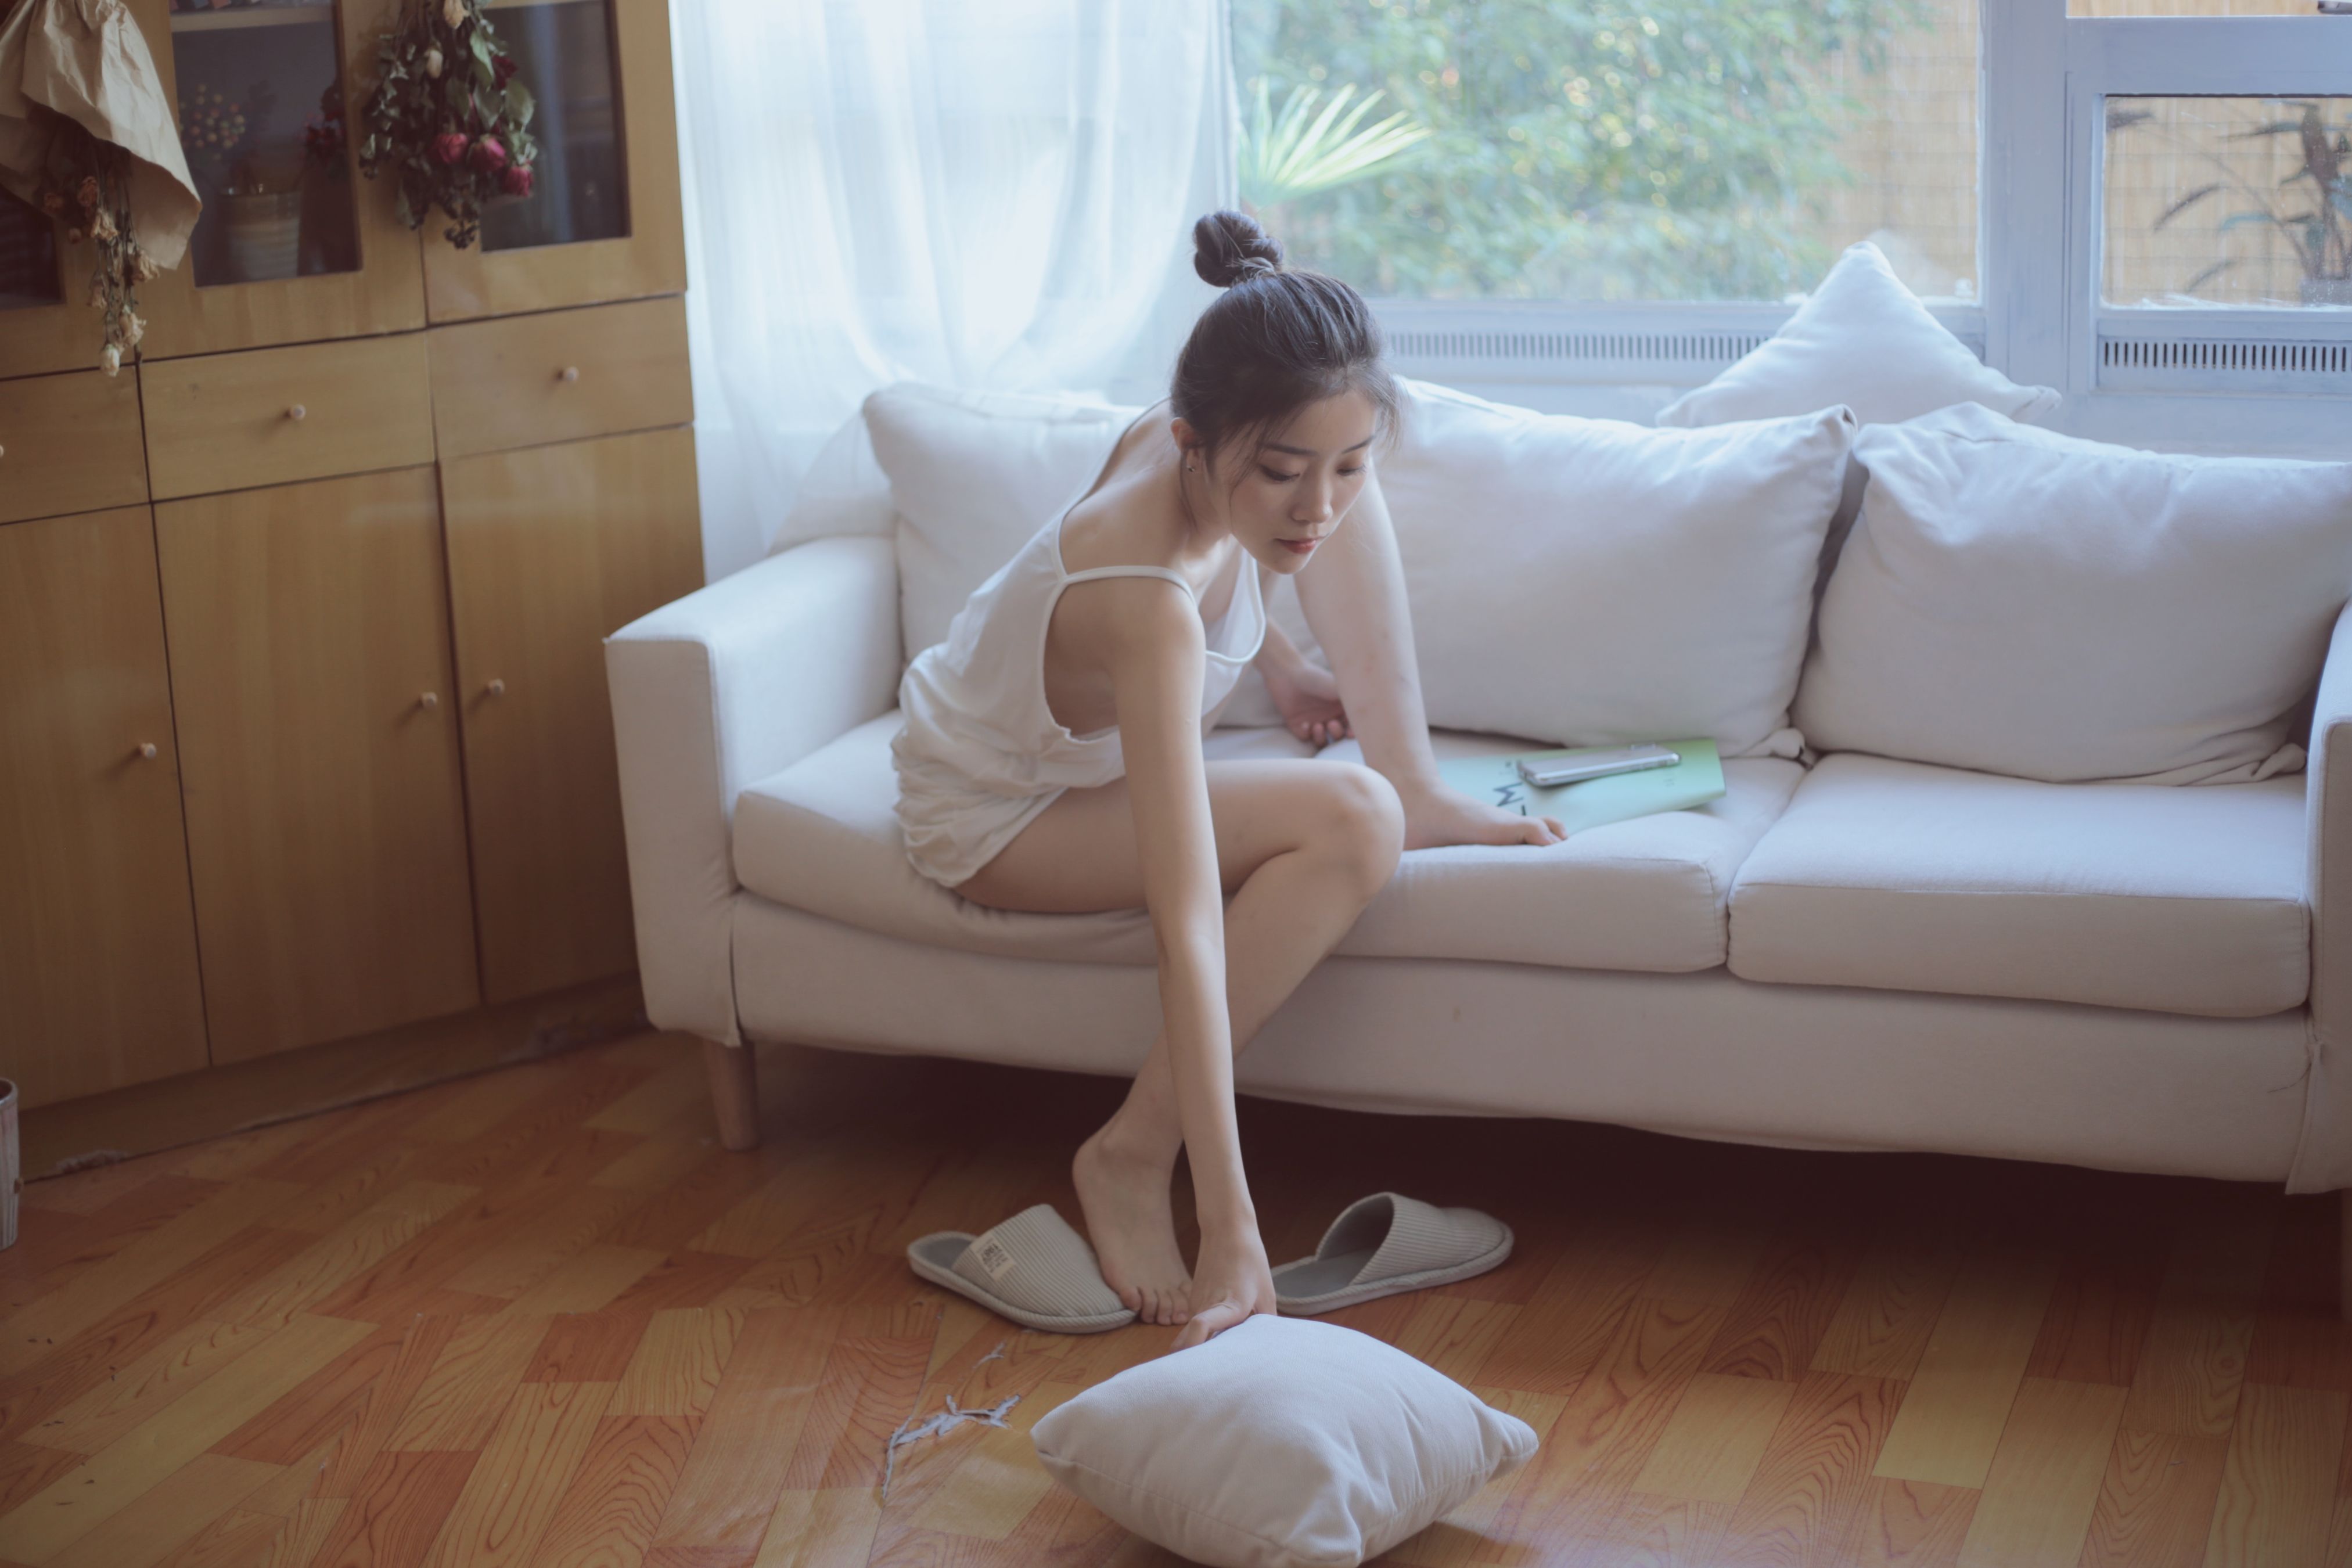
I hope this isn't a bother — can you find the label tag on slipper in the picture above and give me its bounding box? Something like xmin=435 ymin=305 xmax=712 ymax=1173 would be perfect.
xmin=974 ymin=1235 xmax=1017 ymax=1281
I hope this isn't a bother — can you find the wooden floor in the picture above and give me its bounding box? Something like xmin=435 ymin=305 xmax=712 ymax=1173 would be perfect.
xmin=0 ymin=1033 xmax=2346 ymax=1568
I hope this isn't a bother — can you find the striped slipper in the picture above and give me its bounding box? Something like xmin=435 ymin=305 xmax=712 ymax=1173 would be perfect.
xmin=1272 ymin=1192 xmax=1514 ymax=1316
xmin=907 ymin=1203 xmax=1138 ymax=1334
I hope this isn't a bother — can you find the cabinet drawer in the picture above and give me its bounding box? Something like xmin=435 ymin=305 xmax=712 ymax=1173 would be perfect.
xmin=142 ymin=335 xmax=437 ymax=500
xmin=0 ymin=369 xmax=149 ymax=524
xmin=429 ymin=296 xmax=692 ymax=459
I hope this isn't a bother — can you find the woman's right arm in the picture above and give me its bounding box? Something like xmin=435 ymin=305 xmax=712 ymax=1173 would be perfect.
xmin=1096 ymin=578 xmax=1275 ymax=1347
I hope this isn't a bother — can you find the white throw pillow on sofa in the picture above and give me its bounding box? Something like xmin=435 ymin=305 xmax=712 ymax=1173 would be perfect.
xmin=1656 ymin=242 xmax=2060 ymax=429
xmin=1794 ymin=402 xmax=2352 ymax=785
xmin=1378 ymin=377 xmax=1855 ymax=757
xmin=864 ymin=383 xmax=1143 ymax=662
xmin=1031 ymin=1314 xmax=1537 ymax=1568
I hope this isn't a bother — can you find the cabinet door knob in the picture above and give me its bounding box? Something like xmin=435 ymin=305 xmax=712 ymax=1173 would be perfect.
xmin=487 ymin=678 xmax=506 ymax=697
xmin=0 ymin=444 xmax=8 ymax=459
xmin=558 ymin=366 xmax=580 ymax=383
xmin=420 ymin=691 xmax=439 ymax=710
xmin=286 ymin=404 xmax=307 ymax=422
xmin=136 ymin=742 xmax=157 ymax=759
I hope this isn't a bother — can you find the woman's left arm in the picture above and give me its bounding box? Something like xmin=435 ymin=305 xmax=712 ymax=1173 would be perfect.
xmin=1293 ymin=467 xmax=1565 ymax=849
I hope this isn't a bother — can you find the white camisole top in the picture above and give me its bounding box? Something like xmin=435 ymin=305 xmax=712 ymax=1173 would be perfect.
xmin=890 ymin=434 xmax=1269 ymax=889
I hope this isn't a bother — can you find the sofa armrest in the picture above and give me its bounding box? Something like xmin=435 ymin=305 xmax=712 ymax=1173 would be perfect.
xmin=605 ymin=536 xmax=901 ymax=1044
xmin=2291 ymin=600 xmax=2352 ymax=1192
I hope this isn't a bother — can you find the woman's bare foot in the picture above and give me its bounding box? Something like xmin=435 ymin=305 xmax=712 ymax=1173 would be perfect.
xmin=1073 ymin=1124 xmax=1193 ymax=1325
xmin=1174 ymin=1222 xmax=1278 ymax=1351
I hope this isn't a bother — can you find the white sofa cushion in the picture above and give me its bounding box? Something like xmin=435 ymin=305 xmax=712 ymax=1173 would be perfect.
xmin=1728 ymin=753 xmax=2310 ymax=1017
xmin=864 ymin=383 xmax=1143 ymax=663
xmin=1379 ymin=379 xmax=1853 ymax=759
xmin=1655 ymin=242 xmax=2060 ymax=429
xmin=732 ymin=717 xmax=1800 ymax=974
xmin=1795 ymin=404 xmax=2352 ymax=785
xmin=1318 ymin=732 xmax=1800 ymax=972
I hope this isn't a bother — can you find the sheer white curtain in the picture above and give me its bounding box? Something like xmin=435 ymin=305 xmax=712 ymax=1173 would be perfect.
xmin=671 ymin=0 xmax=1237 ymax=580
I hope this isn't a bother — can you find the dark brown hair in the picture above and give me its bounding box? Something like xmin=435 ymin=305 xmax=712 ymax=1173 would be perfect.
xmin=1171 ymin=211 xmax=1401 ymax=480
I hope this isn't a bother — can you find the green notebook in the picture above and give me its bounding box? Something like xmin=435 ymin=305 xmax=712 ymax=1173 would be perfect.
xmin=1436 ymin=738 xmax=1725 ymax=837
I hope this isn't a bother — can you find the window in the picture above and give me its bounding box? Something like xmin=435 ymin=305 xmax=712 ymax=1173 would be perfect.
xmin=2017 ymin=5 xmax=2352 ymax=446
xmin=1231 ymin=0 xmax=1981 ymax=304
xmin=2103 ymin=96 xmax=2350 ymax=308
xmin=1232 ymin=0 xmax=2352 ymax=451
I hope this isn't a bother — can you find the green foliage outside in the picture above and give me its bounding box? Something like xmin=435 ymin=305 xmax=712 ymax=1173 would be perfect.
xmin=1232 ymin=0 xmax=1926 ymax=301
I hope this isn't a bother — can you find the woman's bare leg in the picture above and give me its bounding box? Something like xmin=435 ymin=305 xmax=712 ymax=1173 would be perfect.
xmin=954 ymin=758 xmax=1404 ymax=1325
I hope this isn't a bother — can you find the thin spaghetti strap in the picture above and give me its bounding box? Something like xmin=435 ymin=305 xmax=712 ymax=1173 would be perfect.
xmin=1062 ymin=564 xmax=1195 ymax=598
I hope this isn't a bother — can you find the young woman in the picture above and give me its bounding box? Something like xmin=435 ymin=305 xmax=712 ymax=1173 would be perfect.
xmin=891 ymin=211 xmax=1567 ymax=1351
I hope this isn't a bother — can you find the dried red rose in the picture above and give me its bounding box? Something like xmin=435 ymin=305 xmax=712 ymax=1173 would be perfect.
xmin=470 ymin=135 xmax=508 ymax=174
xmin=432 ymin=131 xmax=470 ymax=165
xmin=501 ymin=162 xmax=534 ymax=198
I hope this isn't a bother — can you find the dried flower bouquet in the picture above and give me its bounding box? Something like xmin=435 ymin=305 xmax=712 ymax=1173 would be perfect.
xmin=356 ymin=0 xmax=538 ymax=249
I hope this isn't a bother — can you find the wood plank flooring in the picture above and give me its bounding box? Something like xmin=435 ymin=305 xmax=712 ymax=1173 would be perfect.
xmin=2 ymin=1032 xmax=2345 ymax=1567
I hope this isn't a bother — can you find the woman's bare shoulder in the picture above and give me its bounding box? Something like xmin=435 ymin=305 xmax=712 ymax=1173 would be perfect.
xmin=1109 ymin=397 xmax=1175 ymax=469
xmin=1060 ymin=409 xmax=1182 ymax=575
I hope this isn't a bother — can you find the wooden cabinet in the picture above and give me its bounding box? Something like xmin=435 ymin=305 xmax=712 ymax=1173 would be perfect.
xmin=0 ymin=508 xmax=210 ymax=1109
xmin=444 ymin=427 xmax=702 ymax=1002
xmin=156 ymin=467 xmax=481 ymax=1062
xmin=0 ymin=0 xmax=696 ymax=1112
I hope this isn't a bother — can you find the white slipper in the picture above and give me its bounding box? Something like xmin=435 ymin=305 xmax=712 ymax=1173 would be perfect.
xmin=906 ymin=1203 xmax=1138 ymax=1334
xmin=1272 ymin=1192 xmax=1514 ymax=1316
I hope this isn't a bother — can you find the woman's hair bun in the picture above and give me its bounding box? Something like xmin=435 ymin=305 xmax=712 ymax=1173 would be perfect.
xmin=1192 ymin=210 xmax=1284 ymax=289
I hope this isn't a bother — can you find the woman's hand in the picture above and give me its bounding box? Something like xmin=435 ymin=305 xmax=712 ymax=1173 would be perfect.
xmin=1174 ymin=1221 xmax=1279 ymax=1351
xmin=1400 ymin=781 xmax=1566 ymax=851
xmin=1265 ymin=655 xmax=1353 ymax=747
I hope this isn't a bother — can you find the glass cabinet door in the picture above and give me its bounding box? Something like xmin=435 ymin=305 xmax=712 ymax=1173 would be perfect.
xmin=0 ymin=195 xmax=120 ymax=379
xmin=165 ymin=0 xmax=362 ymax=289
xmin=422 ymin=0 xmax=682 ymax=321
xmin=0 ymin=195 xmax=61 ymax=310
xmin=132 ymin=0 xmax=425 ymax=358
xmin=477 ymin=0 xmax=628 ymax=253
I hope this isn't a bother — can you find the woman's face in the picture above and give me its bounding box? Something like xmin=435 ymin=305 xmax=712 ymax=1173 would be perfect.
xmin=1194 ymin=390 xmax=1380 ymax=576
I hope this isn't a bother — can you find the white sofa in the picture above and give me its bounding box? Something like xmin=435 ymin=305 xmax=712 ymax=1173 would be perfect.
xmin=605 ymin=400 xmax=2352 ymax=1317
